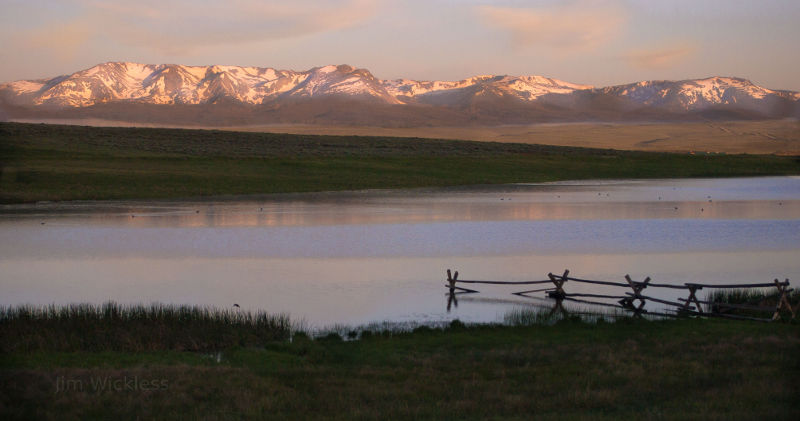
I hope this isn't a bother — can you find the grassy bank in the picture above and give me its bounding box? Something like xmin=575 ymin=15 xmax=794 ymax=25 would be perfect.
xmin=1 ymin=122 xmax=798 ymax=203
xmin=1 ymin=304 xmax=799 ymax=420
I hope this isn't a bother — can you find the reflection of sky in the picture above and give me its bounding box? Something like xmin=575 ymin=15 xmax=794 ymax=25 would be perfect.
xmin=1 ymin=177 xmax=798 ymax=326
xmin=2 ymin=252 xmax=798 ymax=327
xmin=2 ymin=219 xmax=799 ymax=259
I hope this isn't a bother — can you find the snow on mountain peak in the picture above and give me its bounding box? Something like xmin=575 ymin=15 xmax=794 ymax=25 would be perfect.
xmin=600 ymin=75 xmax=796 ymax=112
xmin=1 ymin=63 xmax=388 ymax=106
xmin=681 ymin=76 xmax=772 ymax=101
xmin=1 ymin=63 xmax=796 ymax=115
xmin=381 ymin=74 xmax=592 ymax=102
xmin=317 ymin=65 xmax=339 ymax=74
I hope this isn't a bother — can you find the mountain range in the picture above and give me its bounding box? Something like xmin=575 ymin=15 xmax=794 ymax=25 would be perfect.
xmin=1 ymin=62 xmax=798 ymax=126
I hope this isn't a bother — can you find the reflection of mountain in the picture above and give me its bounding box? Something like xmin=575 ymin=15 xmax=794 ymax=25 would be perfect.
xmin=20 ymin=196 xmax=800 ymax=229
xmin=2 ymin=62 xmax=798 ymax=125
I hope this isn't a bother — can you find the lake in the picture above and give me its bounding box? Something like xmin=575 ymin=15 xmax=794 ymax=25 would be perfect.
xmin=1 ymin=177 xmax=798 ymax=328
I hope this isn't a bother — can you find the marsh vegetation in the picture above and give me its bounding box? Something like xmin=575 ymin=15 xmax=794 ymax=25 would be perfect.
xmin=1 ymin=303 xmax=798 ymax=420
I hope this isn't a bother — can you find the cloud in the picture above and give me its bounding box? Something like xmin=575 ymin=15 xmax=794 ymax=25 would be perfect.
xmin=624 ymin=44 xmax=697 ymax=69
xmin=26 ymin=20 xmax=92 ymax=58
xmin=24 ymin=0 xmax=382 ymax=56
xmin=476 ymin=0 xmax=628 ymax=52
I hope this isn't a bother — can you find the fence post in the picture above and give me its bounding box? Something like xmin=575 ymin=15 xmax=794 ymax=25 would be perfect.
xmin=773 ymin=279 xmax=795 ymax=320
xmin=682 ymin=284 xmax=704 ymax=314
xmin=547 ymin=269 xmax=569 ymax=300
xmin=446 ymin=269 xmax=459 ymax=292
xmin=445 ymin=269 xmax=459 ymax=312
xmin=619 ymin=275 xmax=650 ymax=316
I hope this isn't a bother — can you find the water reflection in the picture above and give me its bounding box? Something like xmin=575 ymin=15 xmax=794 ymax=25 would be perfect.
xmin=446 ymin=290 xmax=457 ymax=312
xmin=2 ymin=177 xmax=798 ymax=228
xmin=0 ymin=177 xmax=798 ymax=326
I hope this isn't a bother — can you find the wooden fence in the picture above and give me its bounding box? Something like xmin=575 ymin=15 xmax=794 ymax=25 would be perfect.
xmin=444 ymin=269 xmax=796 ymax=321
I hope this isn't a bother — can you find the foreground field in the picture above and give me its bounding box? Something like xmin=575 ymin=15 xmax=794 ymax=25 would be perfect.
xmin=1 ymin=122 xmax=798 ymax=203
xmin=1 ymin=312 xmax=798 ymax=420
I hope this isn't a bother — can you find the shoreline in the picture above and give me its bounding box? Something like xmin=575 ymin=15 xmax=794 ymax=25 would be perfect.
xmin=0 ymin=175 xmax=791 ymax=210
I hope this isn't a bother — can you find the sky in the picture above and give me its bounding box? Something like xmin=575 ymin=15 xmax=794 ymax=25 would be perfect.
xmin=1 ymin=0 xmax=799 ymax=90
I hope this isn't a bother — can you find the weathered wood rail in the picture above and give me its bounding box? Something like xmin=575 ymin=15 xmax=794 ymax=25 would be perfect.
xmin=444 ymin=269 xmax=796 ymax=321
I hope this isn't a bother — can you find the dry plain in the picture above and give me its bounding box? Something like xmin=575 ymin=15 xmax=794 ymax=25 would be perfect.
xmin=10 ymin=118 xmax=800 ymax=155
xmin=228 ymin=120 xmax=800 ymax=155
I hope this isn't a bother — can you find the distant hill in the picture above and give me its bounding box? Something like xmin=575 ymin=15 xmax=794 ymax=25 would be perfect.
xmin=2 ymin=62 xmax=798 ymax=126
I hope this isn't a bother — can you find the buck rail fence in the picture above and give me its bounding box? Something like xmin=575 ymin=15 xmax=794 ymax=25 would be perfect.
xmin=444 ymin=269 xmax=796 ymax=321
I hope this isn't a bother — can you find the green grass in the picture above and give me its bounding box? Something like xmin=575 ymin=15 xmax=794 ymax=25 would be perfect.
xmin=0 ymin=302 xmax=291 ymax=353
xmin=1 ymin=122 xmax=798 ymax=203
xmin=1 ymin=312 xmax=798 ymax=420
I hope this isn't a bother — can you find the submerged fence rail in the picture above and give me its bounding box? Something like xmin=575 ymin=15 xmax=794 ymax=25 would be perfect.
xmin=444 ymin=269 xmax=796 ymax=321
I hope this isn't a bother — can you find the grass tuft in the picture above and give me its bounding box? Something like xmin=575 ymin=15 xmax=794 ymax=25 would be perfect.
xmin=0 ymin=302 xmax=292 ymax=352
xmin=706 ymin=287 xmax=799 ymax=319
xmin=503 ymin=306 xmax=560 ymax=326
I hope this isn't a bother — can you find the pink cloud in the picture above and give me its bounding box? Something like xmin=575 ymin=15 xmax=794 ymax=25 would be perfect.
xmin=476 ymin=0 xmax=629 ymax=52
xmin=26 ymin=0 xmax=383 ymax=56
xmin=624 ymin=44 xmax=697 ymax=69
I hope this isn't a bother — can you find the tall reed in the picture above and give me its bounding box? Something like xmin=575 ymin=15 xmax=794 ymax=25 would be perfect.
xmin=0 ymin=302 xmax=292 ymax=352
xmin=705 ymin=287 xmax=798 ymax=316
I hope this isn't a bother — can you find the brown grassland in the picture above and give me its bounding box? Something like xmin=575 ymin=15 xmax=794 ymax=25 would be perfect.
xmin=228 ymin=120 xmax=800 ymax=155
xmin=14 ymin=118 xmax=799 ymax=155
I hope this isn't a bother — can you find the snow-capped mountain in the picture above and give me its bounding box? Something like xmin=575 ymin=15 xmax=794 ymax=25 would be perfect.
xmin=1 ymin=62 xmax=398 ymax=107
xmin=1 ymin=62 xmax=798 ymax=125
xmin=0 ymin=62 xmax=592 ymax=107
xmin=599 ymin=76 xmax=800 ymax=113
xmin=383 ymin=75 xmax=591 ymax=104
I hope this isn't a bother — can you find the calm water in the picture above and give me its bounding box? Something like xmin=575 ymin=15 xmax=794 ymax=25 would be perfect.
xmin=1 ymin=177 xmax=799 ymax=327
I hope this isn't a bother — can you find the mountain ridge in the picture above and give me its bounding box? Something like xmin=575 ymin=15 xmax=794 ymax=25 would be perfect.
xmin=2 ymin=62 xmax=798 ymax=125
